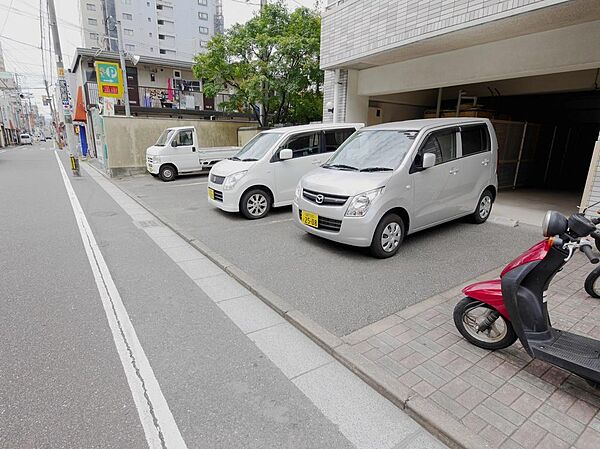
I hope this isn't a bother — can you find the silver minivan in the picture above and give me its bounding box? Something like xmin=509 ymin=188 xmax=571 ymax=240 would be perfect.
xmin=293 ymin=118 xmax=498 ymax=258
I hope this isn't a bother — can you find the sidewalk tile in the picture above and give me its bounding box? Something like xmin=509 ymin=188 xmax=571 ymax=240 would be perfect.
xmin=362 ymin=347 xmax=385 ymax=362
xmin=445 ymin=356 xmax=472 ymax=375
xmin=411 ymin=365 xmax=447 ymax=389
xmin=546 ymin=388 xmax=576 ymax=412
xmin=499 ymin=438 xmax=525 ymax=449
xmin=573 ymin=427 xmax=600 ymax=449
xmin=540 ymin=365 xmax=570 ymax=387
xmin=398 ymin=371 xmax=421 ymax=388
xmin=511 ymin=420 xmax=546 ymax=447
xmin=483 ymin=397 xmax=527 ymax=426
xmin=461 ymin=411 xmax=487 ymax=433
xmin=529 ymin=410 xmax=578 ymax=444
xmin=440 ymin=377 xmax=471 ymax=399
xmin=491 ymin=383 xmax=523 ymax=406
xmin=477 ymin=353 xmax=505 ymax=372
xmin=388 ymin=345 xmax=415 ymax=363
xmin=365 ymin=336 xmax=395 ymax=355
xmin=385 ymin=322 xmax=409 ymax=337
xmin=430 ymin=348 xmax=458 ymax=367
xmin=397 ymin=352 xmax=428 ymax=370
xmin=351 ymin=340 xmax=374 ymax=355
xmin=567 ymin=399 xmax=598 ymax=425
xmin=510 ymin=392 xmax=542 ymax=417
xmin=524 ymin=359 xmax=552 ymax=378
xmin=472 ymin=404 xmax=516 ymax=436
xmin=377 ymin=355 xmax=409 ymax=377
xmin=492 ymin=361 xmax=521 ymax=380
xmin=534 ymin=433 xmax=569 ymax=449
xmin=479 ymin=424 xmax=506 ymax=448
xmin=429 ymin=390 xmax=469 ymax=419
xmin=413 ymin=380 xmax=436 ymax=398
xmin=539 ymin=402 xmax=585 ymax=434
xmin=456 ymin=386 xmax=488 ymax=410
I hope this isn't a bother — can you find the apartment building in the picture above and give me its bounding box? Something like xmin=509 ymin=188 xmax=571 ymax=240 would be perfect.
xmin=79 ymin=0 xmax=223 ymax=62
xmin=321 ymin=0 xmax=600 ymax=213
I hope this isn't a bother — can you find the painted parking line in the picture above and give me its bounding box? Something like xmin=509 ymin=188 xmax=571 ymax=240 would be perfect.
xmin=55 ymin=152 xmax=188 ymax=449
xmin=165 ymin=181 xmax=208 ymax=187
xmin=81 ymin=161 xmax=447 ymax=449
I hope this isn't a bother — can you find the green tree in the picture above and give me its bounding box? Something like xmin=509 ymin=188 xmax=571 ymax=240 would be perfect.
xmin=193 ymin=2 xmax=323 ymax=127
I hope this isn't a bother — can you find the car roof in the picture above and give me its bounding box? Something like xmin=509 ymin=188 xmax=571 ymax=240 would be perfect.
xmin=261 ymin=123 xmax=364 ymax=134
xmin=364 ymin=118 xmax=490 ymax=132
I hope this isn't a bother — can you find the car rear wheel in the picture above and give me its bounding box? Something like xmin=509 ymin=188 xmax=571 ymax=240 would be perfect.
xmin=159 ymin=164 xmax=177 ymax=182
xmin=471 ymin=189 xmax=494 ymax=224
xmin=370 ymin=214 xmax=404 ymax=258
xmin=240 ymin=188 xmax=271 ymax=219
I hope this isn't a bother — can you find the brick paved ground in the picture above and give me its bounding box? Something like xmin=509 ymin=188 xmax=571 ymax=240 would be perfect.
xmin=343 ymin=254 xmax=600 ymax=449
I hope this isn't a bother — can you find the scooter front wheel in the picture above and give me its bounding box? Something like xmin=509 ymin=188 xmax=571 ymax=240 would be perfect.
xmin=453 ymin=297 xmax=517 ymax=350
xmin=584 ymin=266 xmax=600 ymax=299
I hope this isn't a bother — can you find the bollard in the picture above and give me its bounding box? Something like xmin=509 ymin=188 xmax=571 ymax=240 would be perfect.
xmin=70 ymin=155 xmax=80 ymax=176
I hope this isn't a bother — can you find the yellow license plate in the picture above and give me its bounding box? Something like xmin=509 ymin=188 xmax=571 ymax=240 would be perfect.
xmin=301 ymin=211 xmax=318 ymax=228
xmin=208 ymin=187 xmax=215 ymax=200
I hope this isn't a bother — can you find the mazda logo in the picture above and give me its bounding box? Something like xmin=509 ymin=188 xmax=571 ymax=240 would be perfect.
xmin=316 ymin=194 xmax=324 ymax=204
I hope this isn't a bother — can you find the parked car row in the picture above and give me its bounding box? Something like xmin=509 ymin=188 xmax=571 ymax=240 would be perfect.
xmin=147 ymin=118 xmax=499 ymax=258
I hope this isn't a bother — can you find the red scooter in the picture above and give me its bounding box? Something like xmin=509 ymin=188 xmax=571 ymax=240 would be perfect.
xmin=454 ymin=210 xmax=600 ymax=385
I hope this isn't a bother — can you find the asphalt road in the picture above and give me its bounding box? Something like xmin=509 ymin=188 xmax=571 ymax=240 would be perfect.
xmin=115 ymin=172 xmax=540 ymax=336
xmin=1 ymin=144 xmax=445 ymax=448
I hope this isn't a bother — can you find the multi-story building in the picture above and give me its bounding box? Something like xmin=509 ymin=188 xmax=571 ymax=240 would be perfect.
xmin=79 ymin=0 xmax=223 ymax=62
xmin=321 ymin=0 xmax=600 ymax=213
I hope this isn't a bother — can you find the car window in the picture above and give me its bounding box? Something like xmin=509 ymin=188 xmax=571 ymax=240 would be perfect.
xmin=175 ymin=129 xmax=193 ymax=146
xmin=323 ymin=128 xmax=355 ymax=153
xmin=283 ymin=132 xmax=321 ymax=159
xmin=419 ymin=131 xmax=456 ymax=166
xmin=461 ymin=125 xmax=490 ymax=156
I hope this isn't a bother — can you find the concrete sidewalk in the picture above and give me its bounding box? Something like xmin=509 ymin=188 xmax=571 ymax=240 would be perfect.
xmin=343 ymin=256 xmax=600 ymax=449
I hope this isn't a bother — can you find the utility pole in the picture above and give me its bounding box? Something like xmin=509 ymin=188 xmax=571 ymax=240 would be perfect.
xmin=258 ymin=0 xmax=267 ymax=127
xmin=47 ymin=0 xmax=80 ymax=175
xmin=114 ymin=18 xmax=131 ymax=117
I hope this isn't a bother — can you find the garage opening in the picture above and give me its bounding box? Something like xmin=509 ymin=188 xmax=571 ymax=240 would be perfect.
xmin=368 ymin=69 xmax=600 ymax=224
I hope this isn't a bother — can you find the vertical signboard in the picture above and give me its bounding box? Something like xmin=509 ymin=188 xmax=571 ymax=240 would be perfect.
xmin=95 ymin=61 xmax=123 ymax=98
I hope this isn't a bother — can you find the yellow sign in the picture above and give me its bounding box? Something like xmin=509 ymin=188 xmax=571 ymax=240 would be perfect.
xmin=95 ymin=61 xmax=123 ymax=98
xmin=57 ymin=67 xmax=65 ymax=77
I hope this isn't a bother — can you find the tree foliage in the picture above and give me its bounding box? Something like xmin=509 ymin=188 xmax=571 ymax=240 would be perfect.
xmin=193 ymin=2 xmax=323 ymax=126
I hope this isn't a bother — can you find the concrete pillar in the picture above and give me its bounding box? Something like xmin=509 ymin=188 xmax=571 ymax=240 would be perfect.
xmin=344 ymin=69 xmax=369 ymax=124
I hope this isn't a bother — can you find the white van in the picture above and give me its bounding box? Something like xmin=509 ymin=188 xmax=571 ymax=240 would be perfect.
xmin=294 ymin=118 xmax=498 ymax=258
xmin=20 ymin=133 xmax=32 ymax=145
xmin=146 ymin=126 xmax=239 ymax=181
xmin=207 ymin=123 xmax=363 ymax=219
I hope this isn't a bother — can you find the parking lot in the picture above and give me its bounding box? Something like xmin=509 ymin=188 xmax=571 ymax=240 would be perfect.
xmin=115 ymin=173 xmax=539 ymax=336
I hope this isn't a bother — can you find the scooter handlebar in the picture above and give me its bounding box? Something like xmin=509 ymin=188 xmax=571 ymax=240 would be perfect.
xmin=580 ymin=243 xmax=599 ymax=264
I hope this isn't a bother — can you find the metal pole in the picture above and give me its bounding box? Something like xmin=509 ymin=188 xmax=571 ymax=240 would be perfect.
xmin=513 ymin=122 xmax=528 ymax=189
xmin=332 ymin=69 xmax=340 ymax=123
xmin=115 ymin=19 xmax=131 ymax=117
xmin=47 ymin=0 xmax=80 ymax=174
xmin=543 ymin=125 xmax=558 ymax=186
xmin=435 ymin=87 xmax=443 ymax=118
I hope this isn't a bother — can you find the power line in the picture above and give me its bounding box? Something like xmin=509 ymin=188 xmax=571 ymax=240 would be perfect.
xmin=0 ymin=0 xmax=14 ymax=36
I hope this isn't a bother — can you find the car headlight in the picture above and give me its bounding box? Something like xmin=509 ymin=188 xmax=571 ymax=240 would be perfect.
xmin=223 ymin=170 xmax=248 ymax=191
xmin=345 ymin=187 xmax=384 ymax=217
xmin=295 ymin=183 xmax=302 ymax=200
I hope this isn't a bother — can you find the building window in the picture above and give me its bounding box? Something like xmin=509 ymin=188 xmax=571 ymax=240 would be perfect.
xmin=123 ymin=0 xmax=132 ymax=4
xmin=157 ymin=4 xmax=163 ymax=9
xmin=124 ymin=28 xmax=134 ymax=36
xmin=198 ymin=0 xmax=207 ymax=5
xmin=158 ymin=19 xmax=164 ymax=25
xmin=88 ymin=18 xmax=97 ymax=26
xmin=198 ymin=12 xmax=208 ymax=20
xmin=122 ymin=13 xmax=132 ymax=20
xmin=159 ymin=49 xmax=166 ymax=54
xmin=149 ymin=32 xmax=153 ymax=37
xmin=147 ymin=1 xmax=150 ymax=5
xmin=86 ymin=3 xmax=96 ymax=11
xmin=158 ymin=34 xmax=165 ymax=40
xmin=89 ymin=32 xmax=99 ymax=40
xmin=199 ymin=26 xmax=209 ymax=34
xmin=199 ymin=40 xmax=209 ymax=48
xmin=148 ymin=17 xmax=151 ymax=22
xmin=125 ymin=44 xmax=135 ymax=51
xmin=150 ymin=47 xmax=154 ymax=52
xmin=173 ymin=70 xmax=181 ymax=78
xmin=150 ymin=73 xmax=156 ymax=82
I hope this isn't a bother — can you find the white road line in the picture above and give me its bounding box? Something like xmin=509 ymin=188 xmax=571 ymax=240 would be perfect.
xmin=54 ymin=152 xmax=188 ymax=449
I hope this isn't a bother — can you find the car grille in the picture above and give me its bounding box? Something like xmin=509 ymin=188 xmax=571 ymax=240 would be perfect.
xmin=213 ymin=189 xmax=223 ymax=202
xmin=147 ymin=156 xmax=153 ymax=163
xmin=303 ymin=189 xmax=349 ymax=206
xmin=210 ymin=174 xmax=225 ymax=184
xmin=299 ymin=210 xmax=342 ymax=232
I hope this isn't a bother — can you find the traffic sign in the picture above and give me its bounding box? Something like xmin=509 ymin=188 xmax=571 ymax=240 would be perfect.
xmin=95 ymin=61 xmax=123 ymax=99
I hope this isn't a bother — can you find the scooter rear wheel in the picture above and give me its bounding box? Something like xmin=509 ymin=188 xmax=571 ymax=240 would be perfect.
xmin=584 ymin=266 xmax=600 ymax=299
xmin=453 ymin=297 xmax=517 ymax=350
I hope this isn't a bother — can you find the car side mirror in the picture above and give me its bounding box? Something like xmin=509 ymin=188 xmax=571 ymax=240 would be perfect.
xmin=171 ymin=140 xmax=178 ymax=147
xmin=279 ymin=149 xmax=293 ymax=160
xmin=422 ymin=152 xmax=436 ymax=169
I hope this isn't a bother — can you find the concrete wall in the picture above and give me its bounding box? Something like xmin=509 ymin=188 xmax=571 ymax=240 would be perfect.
xmin=102 ymin=116 xmax=251 ymax=176
xmin=321 ymin=0 xmax=569 ymax=69
xmin=357 ymin=21 xmax=600 ymax=97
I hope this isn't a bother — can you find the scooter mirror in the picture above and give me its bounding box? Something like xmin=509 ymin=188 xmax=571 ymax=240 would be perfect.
xmin=542 ymin=211 xmax=568 ymax=237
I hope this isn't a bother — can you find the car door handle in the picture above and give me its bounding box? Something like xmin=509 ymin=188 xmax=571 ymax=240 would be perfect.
xmin=192 ymin=147 xmax=196 ymax=152
xmin=449 ymin=168 xmax=459 ymax=175
xmin=481 ymin=159 xmax=489 ymax=166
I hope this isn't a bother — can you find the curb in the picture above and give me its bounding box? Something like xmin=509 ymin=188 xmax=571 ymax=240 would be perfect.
xmin=85 ymin=162 xmax=491 ymax=449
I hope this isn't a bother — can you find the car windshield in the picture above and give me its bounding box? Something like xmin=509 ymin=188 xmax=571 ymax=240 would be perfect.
xmin=232 ymin=132 xmax=283 ymax=161
xmin=324 ymin=130 xmax=418 ymax=171
xmin=155 ymin=129 xmax=176 ymax=146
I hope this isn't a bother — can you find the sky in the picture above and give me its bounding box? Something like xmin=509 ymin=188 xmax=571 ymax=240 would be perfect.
xmin=0 ymin=0 xmax=318 ymax=116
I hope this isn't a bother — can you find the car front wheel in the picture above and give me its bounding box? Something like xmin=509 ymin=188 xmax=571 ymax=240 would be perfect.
xmin=240 ymin=188 xmax=271 ymax=219
xmin=370 ymin=214 xmax=405 ymax=258
xmin=159 ymin=164 xmax=177 ymax=182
